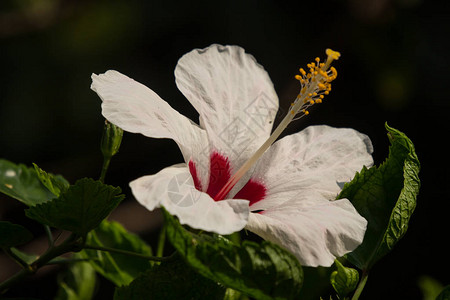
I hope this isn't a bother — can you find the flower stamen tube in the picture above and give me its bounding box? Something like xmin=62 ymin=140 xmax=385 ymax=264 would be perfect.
xmin=213 ymin=49 xmax=341 ymax=201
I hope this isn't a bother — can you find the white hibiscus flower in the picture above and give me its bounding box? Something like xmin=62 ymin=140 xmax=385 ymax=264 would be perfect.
xmin=91 ymin=44 xmax=373 ymax=267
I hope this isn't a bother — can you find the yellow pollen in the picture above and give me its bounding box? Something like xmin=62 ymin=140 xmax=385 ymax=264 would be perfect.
xmin=289 ymin=48 xmax=340 ymax=118
xmin=326 ymin=49 xmax=341 ymax=61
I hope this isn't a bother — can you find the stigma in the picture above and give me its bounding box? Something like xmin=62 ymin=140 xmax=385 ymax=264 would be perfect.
xmin=213 ymin=49 xmax=340 ymax=201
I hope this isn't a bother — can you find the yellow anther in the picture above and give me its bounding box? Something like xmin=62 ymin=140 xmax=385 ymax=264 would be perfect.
xmin=303 ymin=109 xmax=309 ymax=115
xmin=315 ymin=57 xmax=320 ymax=63
xmin=295 ymin=74 xmax=302 ymax=81
xmin=309 ymin=99 xmax=315 ymax=105
xmin=326 ymin=49 xmax=341 ymax=61
xmin=318 ymin=83 xmax=326 ymax=90
xmin=299 ymin=68 xmax=306 ymax=76
xmin=315 ymin=99 xmax=322 ymax=104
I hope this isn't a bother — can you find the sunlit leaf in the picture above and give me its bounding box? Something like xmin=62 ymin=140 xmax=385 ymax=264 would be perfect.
xmin=0 ymin=159 xmax=56 ymax=206
xmin=330 ymin=260 xmax=359 ymax=299
xmin=340 ymin=124 xmax=420 ymax=270
xmin=33 ymin=163 xmax=69 ymax=197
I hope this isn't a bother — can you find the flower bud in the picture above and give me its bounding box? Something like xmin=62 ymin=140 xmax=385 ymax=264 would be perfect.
xmin=101 ymin=120 xmax=123 ymax=158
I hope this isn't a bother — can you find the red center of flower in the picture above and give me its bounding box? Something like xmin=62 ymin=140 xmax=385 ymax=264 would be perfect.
xmin=188 ymin=152 xmax=266 ymax=206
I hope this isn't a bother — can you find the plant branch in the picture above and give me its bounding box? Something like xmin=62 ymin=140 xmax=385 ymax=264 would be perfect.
xmin=3 ymin=248 xmax=30 ymax=270
xmin=99 ymin=156 xmax=111 ymax=183
xmin=47 ymin=257 xmax=94 ymax=265
xmin=84 ymin=244 xmax=175 ymax=262
xmin=44 ymin=225 xmax=54 ymax=247
xmin=0 ymin=233 xmax=82 ymax=294
xmin=351 ymin=270 xmax=369 ymax=300
xmin=156 ymin=225 xmax=166 ymax=257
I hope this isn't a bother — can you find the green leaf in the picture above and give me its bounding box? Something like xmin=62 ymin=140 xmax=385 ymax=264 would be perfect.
xmin=330 ymin=260 xmax=359 ymax=299
xmin=54 ymin=253 xmax=97 ymax=300
xmin=25 ymin=178 xmax=124 ymax=236
xmin=79 ymin=220 xmax=153 ymax=286
xmin=339 ymin=124 xmax=420 ymax=270
xmin=114 ymin=255 xmax=225 ymax=300
xmin=418 ymin=276 xmax=445 ymax=300
xmin=0 ymin=221 xmax=33 ymax=248
xmin=0 ymin=159 xmax=57 ymax=206
xmin=223 ymin=288 xmax=250 ymax=300
xmin=163 ymin=209 xmax=303 ymax=300
xmin=436 ymin=285 xmax=450 ymax=300
xmin=33 ymin=163 xmax=69 ymax=197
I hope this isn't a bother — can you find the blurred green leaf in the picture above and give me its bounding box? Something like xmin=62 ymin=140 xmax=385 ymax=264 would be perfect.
xmin=33 ymin=163 xmax=69 ymax=197
xmin=79 ymin=220 xmax=153 ymax=287
xmin=340 ymin=124 xmax=420 ymax=270
xmin=114 ymin=255 xmax=225 ymax=300
xmin=164 ymin=209 xmax=303 ymax=300
xmin=330 ymin=260 xmax=359 ymax=299
xmin=0 ymin=221 xmax=33 ymax=248
xmin=25 ymin=178 xmax=124 ymax=236
xmin=0 ymin=159 xmax=56 ymax=206
xmin=436 ymin=285 xmax=450 ymax=300
xmin=418 ymin=276 xmax=444 ymax=300
xmin=54 ymin=253 xmax=97 ymax=300
xmin=223 ymin=288 xmax=249 ymax=300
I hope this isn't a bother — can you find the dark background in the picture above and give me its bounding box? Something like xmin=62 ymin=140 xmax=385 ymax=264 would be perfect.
xmin=0 ymin=0 xmax=448 ymax=299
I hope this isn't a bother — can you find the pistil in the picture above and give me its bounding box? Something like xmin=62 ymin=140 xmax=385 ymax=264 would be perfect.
xmin=213 ymin=49 xmax=341 ymax=201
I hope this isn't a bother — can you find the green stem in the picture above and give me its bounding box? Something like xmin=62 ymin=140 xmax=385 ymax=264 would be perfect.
xmin=99 ymin=156 xmax=111 ymax=183
xmin=83 ymin=244 xmax=175 ymax=262
xmin=351 ymin=270 xmax=369 ymax=300
xmin=46 ymin=257 xmax=94 ymax=265
xmin=156 ymin=225 xmax=166 ymax=257
xmin=3 ymin=248 xmax=30 ymax=270
xmin=0 ymin=233 xmax=81 ymax=294
xmin=44 ymin=225 xmax=54 ymax=247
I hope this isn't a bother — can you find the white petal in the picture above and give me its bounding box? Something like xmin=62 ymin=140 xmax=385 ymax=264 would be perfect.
xmin=130 ymin=164 xmax=249 ymax=235
xmin=175 ymin=44 xmax=279 ymax=170
xmin=249 ymin=125 xmax=373 ymax=211
xmin=245 ymin=191 xmax=367 ymax=267
xmin=91 ymin=70 xmax=210 ymax=187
